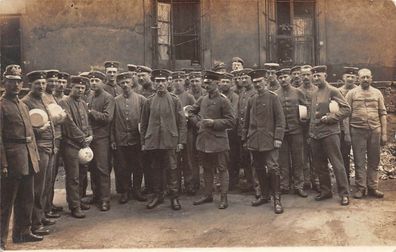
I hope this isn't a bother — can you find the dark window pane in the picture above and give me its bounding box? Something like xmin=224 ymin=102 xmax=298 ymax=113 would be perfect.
xmin=1 ymin=16 xmax=21 ymax=74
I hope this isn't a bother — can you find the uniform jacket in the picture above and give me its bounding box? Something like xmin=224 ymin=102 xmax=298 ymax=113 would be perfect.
xmin=140 ymin=91 xmax=187 ymax=150
xmin=275 ymin=85 xmax=308 ymax=135
xmin=112 ymin=91 xmax=146 ymax=146
xmin=104 ymin=81 xmax=122 ymax=97
xmin=345 ymin=85 xmax=387 ymax=130
xmin=0 ymin=94 xmax=40 ymax=176
xmin=43 ymin=92 xmax=63 ymax=140
xmin=189 ymin=90 xmax=235 ymax=153
xmin=58 ymin=95 xmax=92 ymax=149
xmin=22 ymin=92 xmax=56 ymax=154
xmin=244 ymin=90 xmax=285 ymax=151
xmin=236 ymin=87 xmax=256 ymax=136
xmin=87 ymin=89 xmax=115 ymax=140
xmin=309 ymin=82 xmax=351 ymax=140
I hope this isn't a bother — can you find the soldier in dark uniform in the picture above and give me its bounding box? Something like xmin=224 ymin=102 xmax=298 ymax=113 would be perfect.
xmin=275 ymin=68 xmax=308 ymax=197
xmin=244 ymin=69 xmax=285 ymax=214
xmin=188 ymin=71 xmax=206 ymax=101
xmin=298 ymin=65 xmax=319 ymax=191
xmin=86 ymin=71 xmax=115 ymax=210
xmin=346 ymin=68 xmax=387 ymax=199
xmin=140 ymin=69 xmax=187 ymax=210
xmin=103 ymin=61 xmax=122 ymax=97
xmin=338 ymin=67 xmax=358 ymax=184
xmin=136 ymin=65 xmax=155 ymax=194
xmin=235 ymin=68 xmax=260 ymax=197
xmin=1 ymin=68 xmax=43 ymax=249
xmin=309 ymin=65 xmax=350 ymax=206
xmin=213 ymin=62 xmax=227 ymax=73
xmin=111 ymin=72 xmax=147 ymax=204
xmin=54 ymin=72 xmax=68 ymax=102
xmin=58 ymin=76 xmax=93 ymax=218
xmin=189 ymin=70 xmax=235 ymax=209
xmin=22 ymin=71 xmax=58 ymax=236
xmin=127 ymin=64 xmax=140 ymax=93
xmin=290 ymin=66 xmax=303 ymax=88
xmin=219 ymin=73 xmax=239 ymax=189
xmin=264 ymin=63 xmax=280 ymax=92
xmin=172 ymin=71 xmax=197 ymax=194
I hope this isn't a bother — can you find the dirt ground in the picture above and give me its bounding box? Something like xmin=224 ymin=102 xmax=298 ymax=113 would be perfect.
xmin=5 ymin=175 xmax=396 ymax=250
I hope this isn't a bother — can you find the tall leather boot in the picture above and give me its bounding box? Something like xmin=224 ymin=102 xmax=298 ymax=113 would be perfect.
xmin=218 ymin=193 xmax=228 ymax=209
xmin=252 ymin=170 xmax=270 ymax=206
xmin=271 ymin=172 xmax=284 ymax=214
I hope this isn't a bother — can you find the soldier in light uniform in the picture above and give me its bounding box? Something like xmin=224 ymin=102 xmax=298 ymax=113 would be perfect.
xmin=86 ymin=71 xmax=115 ymax=210
xmin=140 ymin=69 xmax=187 ymax=210
xmin=103 ymin=61 xmax=122 ymax=97
xmin=346 ymin=68 xmax=387 ymax=199
xmin=189 ymin=71 xmax=235 ymax=209
xmin=22 ymin=71 xmax=58 ymax=236
xmin=338 ymin=67 xmax=359 ymax=184
xmin=111 ymin=72 xmax=147 ymax=204
xmin=298 ymin=65 xmax=319 ymax=192
xmin=275 ymin=68 xmax=308 ymax=197
xmin=231 ymin=57 xmax=244 ymax=71
xmin=1 ymin=66 xmax=43 ymax=249
xmin=244 ymin=69 xmax=286 ymax=214
xmin=309 ymin=65 xmax=350 ymax=206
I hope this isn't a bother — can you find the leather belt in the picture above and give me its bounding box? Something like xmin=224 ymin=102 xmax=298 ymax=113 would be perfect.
xmin=4 ymin=136 xmax=33 ymax=144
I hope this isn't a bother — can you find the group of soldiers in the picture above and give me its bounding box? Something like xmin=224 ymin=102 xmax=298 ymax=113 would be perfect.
xmin=0 ymin=56 xmax=388 ymax=249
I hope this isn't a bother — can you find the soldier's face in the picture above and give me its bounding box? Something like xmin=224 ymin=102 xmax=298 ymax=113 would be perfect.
xmin=154 ymin=78 xmax=168 ymax=92
xmin=343 ymin=74 xmax=356 ymax=86
xmin=359 ymin=71 xmax=372 ymax=90
xmin=278 ymin=74 xmax=291 ymax=87
xmin=266 ymin=71 xmax=277 ymax=81
xmin=291 ymin=71 xmax=301 ymax=79
xmin=70 ymin=84 xmax=86 ymax=98
xmin=190 ymin=78 xmax=202 ymax=91
xmin=46 ymin=78 xmax=58 ymax=93
xmin=173 ymin=78 xmax=185 ymax=93
xmin=90 ymin=78 xmax=104 ymax=92
xmin=31 ymin=79 xmax=47 ymax=95
xmin=219 ymin=79 xmax=231 ymax=92
xmin=239 ymin=74 xmax=251 ymax=87
xmin=56 ymin=79 xmax=67 ymax=92
xmin=105 ymin=68 xmax=118 ymax=81
xmin=4 ymin=79 xmax=23 ymax=95
xmin=291 ymin=71 xmax=301 ymax=87
xmin=312 ymin=73 xmax=326 ymax=87
xmin=301 ymin=70 xmax=312 ymax=85
xmin=138 ymin=72 xmax=151 ymax=86
xmin=205 ymin=80 xmax=218 ymax=93
xmin=232 ymin=62 xmax=243 ymax=71
xmin=253 ymin=78 xmax=267 ymax=92
xmin=119 ymin=78 xmax=133 ymax=92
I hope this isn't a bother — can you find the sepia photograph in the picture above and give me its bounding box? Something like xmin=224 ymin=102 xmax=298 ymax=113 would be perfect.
xmin=0 ymin=0 xmax=395 ymax=251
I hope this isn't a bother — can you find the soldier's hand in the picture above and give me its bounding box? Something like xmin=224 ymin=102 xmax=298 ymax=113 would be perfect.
xmin=201 ymin=119 xmax=214 ymax=127
xmin=1 ymin=167 xmax=8 ymax=177
xmin=242 ymin=142 xmax=248 ymax=150
xmin=39 ymin=121 xmax=51 ymax=131
xmin=85 ymin=135 xmax=93 ymax=144
xmin=380 ymin=134 xmax=387 ymax=146
xmin=274 ymin=140 xmax=282 ymax=148
xmin=176 ymin=144 xmax=184 ymax=152
xmin=141 ymin=145 xmax=146 ymax=151
xmin=111 ymin=142 xmax=117 ymax=150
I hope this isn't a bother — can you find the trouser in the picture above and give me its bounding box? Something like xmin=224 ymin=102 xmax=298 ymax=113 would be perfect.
xmin=227 ymin=129 xmax=239 ymax=188
xmin=279 ymin=133 xmax=305 ymax=190
xmin=190 ymin=129 xmax=201 ymax=191
xmin=351 ymin=127 xmax=381 ymax=191
xmin=114 ymin=145 xmax=143 ymax=194
xmin=62 ymin=144 xmax=86 ymax=210
xmin=149 ymin=149 xmax=179 ymax=198
xmin=89 ymin=137 xmax=111 ymax=203
xmin=141 ymin=151 xmax=153 ymax=192
xmin=1 ymin=174 xmax=34 ymax=245
xmin=177 ymin=129 xmax=194 ymax=191
xmin=32 ymin=149 xmax=54 ymax=229
xmin=47 ymin=138 xmax=62 ymax=212
xmin=200 ymin=151 xmax=229 ymax=196
xmin=311 ymin=134 xmax=350 ymax=197
xmin=302 ymin=128 xmax=318 ymax=186
xmin=237 ymin=136 xmax=260 ymax=195
xmin=252 ymin=149 xmax=280 ymax=197
xmin=340 ymin=131 xmax=352 ymax=184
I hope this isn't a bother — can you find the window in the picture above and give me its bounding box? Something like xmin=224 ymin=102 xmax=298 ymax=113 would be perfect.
xmin=267 ymin=0 xmax=315 ymax=66
xmin=0 ymin=15 xmax=21 ymax=74
xmin=155 ymin=0 xmax=201 ymax=68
